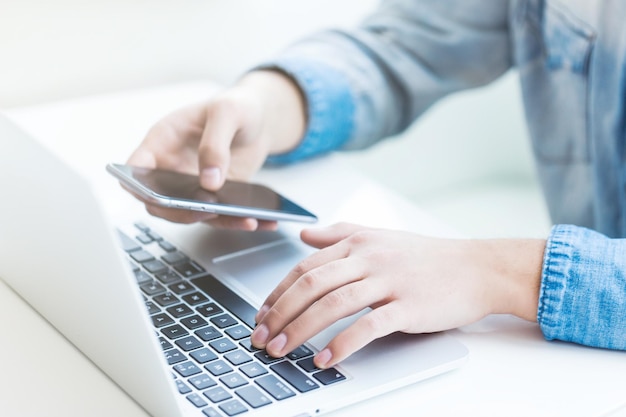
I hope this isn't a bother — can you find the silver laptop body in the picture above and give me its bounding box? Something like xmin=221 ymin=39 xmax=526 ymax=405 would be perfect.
xmin=0 ymin=115 xmax=468 ymax=417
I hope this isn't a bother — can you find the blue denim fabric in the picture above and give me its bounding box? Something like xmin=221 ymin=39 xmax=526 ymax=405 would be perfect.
xmin=540 ymin=225 xmax=626 ymax=350
xmin=260 ymin=0 xmax=626 ymax=350
xmin=260 ymin=57 xmax=354 ymax=164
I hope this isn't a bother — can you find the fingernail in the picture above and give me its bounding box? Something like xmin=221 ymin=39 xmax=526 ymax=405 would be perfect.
xmin=256 ymin=304 xmax=270 ymax=322
xmin=251 ymin=323 xmax=269 ymax=347
xmin=201 ymin=167 xmax=221 ymax=189
xmin=315 ymin=348 xmax=333 ymax=369
xmin=266 ymin=333 xmax=287 ymax=355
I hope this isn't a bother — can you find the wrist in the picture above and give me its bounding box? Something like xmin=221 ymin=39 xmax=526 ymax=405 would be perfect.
xmin=479 ymin=238 xmax=545 ymax=322
xmin=236 ymin=70 xmax=306 ymax=155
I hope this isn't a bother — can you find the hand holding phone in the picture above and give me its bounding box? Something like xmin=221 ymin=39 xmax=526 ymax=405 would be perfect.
xmin=107 ymin=164 xmax=317 ymax=226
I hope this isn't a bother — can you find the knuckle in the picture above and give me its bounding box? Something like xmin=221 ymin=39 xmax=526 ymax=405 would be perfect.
xmin=298 ymin=270 xmax=320 ymax=290
xmin=360 ymin=308 xmax=394 ymax=336
xmin=346 ymin=230 xmax=373 ymax=246
xmin=321 ymin=289 xmax=348 ymax=309
xmin=207 ymin=95 xmax=242 ymax=121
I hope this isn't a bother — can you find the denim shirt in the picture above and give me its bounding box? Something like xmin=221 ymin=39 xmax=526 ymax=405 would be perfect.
xmin=261 ymin=0 xmax=626 ymax=350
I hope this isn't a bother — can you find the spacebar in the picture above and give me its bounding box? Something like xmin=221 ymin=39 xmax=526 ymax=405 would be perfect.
xmin=191 ymin=274 xmax=258 ymax=329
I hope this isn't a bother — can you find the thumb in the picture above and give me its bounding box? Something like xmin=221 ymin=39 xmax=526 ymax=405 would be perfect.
xmin=197 ymin=107 xmax=239 ymax=191
xmin=300 ymin=222 xmax=369 ymax=249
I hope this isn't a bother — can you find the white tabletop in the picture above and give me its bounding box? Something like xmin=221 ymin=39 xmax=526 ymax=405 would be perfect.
xmin=2 ymin=82 xmax=625 ymax=417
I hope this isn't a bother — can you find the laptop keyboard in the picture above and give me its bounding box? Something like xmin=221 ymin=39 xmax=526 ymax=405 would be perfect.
xmin=118 ymin=222 xmax=346 ymax=416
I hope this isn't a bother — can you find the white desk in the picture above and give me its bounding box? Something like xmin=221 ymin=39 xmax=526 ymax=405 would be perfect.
xmin=2 ymin=82 xmax=625 ymax=417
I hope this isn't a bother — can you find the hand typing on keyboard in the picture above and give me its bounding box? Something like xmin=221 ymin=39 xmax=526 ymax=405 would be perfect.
xmin=251 ymin=222 xmax=544 ymax=369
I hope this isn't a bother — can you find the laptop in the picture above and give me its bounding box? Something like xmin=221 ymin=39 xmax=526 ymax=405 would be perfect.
xmin=0 ymin=114 xmax=468 ymax=417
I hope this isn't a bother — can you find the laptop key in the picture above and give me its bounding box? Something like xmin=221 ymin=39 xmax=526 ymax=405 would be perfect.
xmin=130 ymin=249 xmax=155 ymax=263
xmin=140 ymin=281 xmax=165 ymax=296
xmin=239 ymin=339 xmax=261 ymax=353
xmin=159 ymin=337 xmax=173 ymax=351
xmin=188 ymin=374 xmax=217 ymax=390
xmin=161 ymin=324 xmax=189 ymax=339
xmin=219 ymin=372 xmax=248 ymax=389
xmin=134 ymin=269 xmax=152 ymax=284
xmin=224 ymin=349 xmax=252 ymax=366
xmin=143 ymin=259 xmax=168 ymax=274
xmin=164 ymin=348 xmax=186 ymax=365
xmin=145 ymin=300 xmax=160 ymax=315
xmin=203 ymin=386 xmax=232 ymax=403
xmin=287 ymin=345 xmax=314 ymax=360
xmin=155 ymin=270 xmax=182 ymax=285
xmin=254 ymin=351 xmax=283 ymax=365
xmin=175 ymin=335 xmax=203 ymax=352
xmin=153 ymin=292 xmax=180 ymax=307
xmin=174 ymin=361 xmax=202 ymax=377
xmin=173 ymin=260 xmax=205 ymax=277
xmin=151 ymin=313 xmax=174 ymax=328
xmin=136 ymin=233 xmax=153 ymax=244
xmin=204 ymin=360 xmax=233 ymax=376
xmin=225 ymin=325 xmax=251 ymax=340
xmin=190 ymin=347 xmax=218 ymax=364
xmin=158 ymin=240 xmax=177 ymax=252
xmin=182 ymin=291 xmax=209 ymax=304
xmin=176 ymin=379 xmax=192 ymax=394
xmin=147 ymin=230 xmax=163 ymax=241
xmin=180 ymin=314 xmax=208 ymax=330
xmin=196 ymin=302 xmax=223 ymax=317
xmin=202 ymin=407 xmax=222 ymax=417
xmin=134 ymin=222 xmax=150 ymax=232
xmin=187 ymin=393 xmax=208 ymax=408
xmin=239 ymin=361 xmax=268 ymax=379
xmin=270 ymin=361 xmax=319 ymax=393
xmin=162 ymin=251 xmax=188 ymax=265
xmin=210 ymin=314 xmax=238 ymax=329
xmin=296 ymin=357 xmax=318 ymax=373
xmin=218 ymin=399 xmax=247 ymax=416
xmin=235 ymin=385 xmax=272 ymax=409
xmin=255 ymin=374 xmax=295 ymax=400
xmin=166 ymin=303 xmax=194 ymax=318
xmin=209 ymin=338 xmax=237 ymax=353
xmin=313 ymin=368 xmax=346 ymax=385
xmin=194 ymin=326 xmax=221 ymax=342
xmin=170 ymin=282 xmax=196 ymax=295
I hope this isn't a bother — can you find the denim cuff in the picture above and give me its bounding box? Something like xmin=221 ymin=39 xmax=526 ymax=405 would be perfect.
xmin=254 ymin=57 xmax=355 ymax=164
xmin=538 ymin=224 xmax=626 ymax=350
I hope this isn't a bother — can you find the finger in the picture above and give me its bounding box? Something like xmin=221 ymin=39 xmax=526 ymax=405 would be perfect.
xmin=252 ymin=256 xmax=366 ymax=349
xmin=144 ymin=203 xmax=218 ymax=224
xmin=126 ymin=147 xmax=157 ymax=168
xmin=205 ymin=216 xmax=278 ymax=231
xmin=197 ymin=101 xmax=241 ymax=190
xmin=301 ymin=222 xmax=369 ymax=249
xmin=254 ymin=239 xmax=351 ymax=323
xmin=263 ymin=278 xmax=385 ymax=359
xmin=314 ymin=302 xmax=405 ymax=369
xmin=128 ymin=103 xmax=207 ymax=171
xmin=203 ymin=216 xmax=259 ymax=231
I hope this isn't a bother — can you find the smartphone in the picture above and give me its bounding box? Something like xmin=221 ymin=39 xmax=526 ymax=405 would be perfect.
xmin=106 ymin=163 xmax=318 ymax=223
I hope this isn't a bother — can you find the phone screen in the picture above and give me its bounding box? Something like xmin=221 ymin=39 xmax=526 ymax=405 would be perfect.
xmin=106 ymin=164 xmax=317 ymax=223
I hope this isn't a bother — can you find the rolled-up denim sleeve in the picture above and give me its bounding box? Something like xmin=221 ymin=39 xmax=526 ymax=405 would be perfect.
xmin=538 ymin=224 xmax=626 ymax=350
xmin=262 ymin=0 xmax=512 ymax=163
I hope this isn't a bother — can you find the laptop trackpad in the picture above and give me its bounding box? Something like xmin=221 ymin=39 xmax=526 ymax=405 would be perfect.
xmin=212 ymin=239 xmax=314 ymax=306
